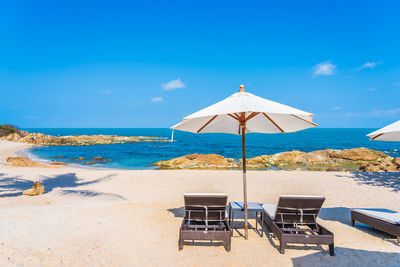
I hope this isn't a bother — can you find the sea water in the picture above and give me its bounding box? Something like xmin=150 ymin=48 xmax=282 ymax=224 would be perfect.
xmin=23 ymin=128 xmax=400 ymax=169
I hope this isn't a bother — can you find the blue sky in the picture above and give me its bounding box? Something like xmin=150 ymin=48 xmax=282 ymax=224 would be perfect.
xmin=0 ymin=0 xmax=399 ymax=128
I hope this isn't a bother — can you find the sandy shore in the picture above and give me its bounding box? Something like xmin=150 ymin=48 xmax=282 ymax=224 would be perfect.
xmin=0 ymin=141 xmax=399 ymax=266
xmin=0 ymin=141 xmax=32 ymax=164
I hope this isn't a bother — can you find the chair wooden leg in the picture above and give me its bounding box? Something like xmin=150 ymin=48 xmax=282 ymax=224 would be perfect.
xmin=178 ymin=233 xmax=184 ymax=250
xmin=329 ymin=244 xmax=335 ymax=256
xmin=280 ymin=242 xmax=285 ymax=254
xmin=225 ymin=238 xmax=231 ymax=252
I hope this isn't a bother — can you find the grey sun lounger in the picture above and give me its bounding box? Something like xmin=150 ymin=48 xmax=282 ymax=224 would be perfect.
xmin=262 ymin=195 xmax=334 ymax=255
xmin=179 ymin=193 xmax=232 ymax=251
xmin=351 ymin=208 xmax=400 ymax=243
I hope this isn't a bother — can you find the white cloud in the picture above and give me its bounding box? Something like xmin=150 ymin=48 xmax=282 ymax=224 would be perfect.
xmin=343 ymin=108 xmax=400 ymax=118
xmin=312 ymin=61 xmax=337 ymax=77
xmin=393 ymin=83 xmax=400 ymax=87
xmin=151 ymin=97 xmax=163 ymax=103
xmin=368 ymin=108 xmax=400 ymax=117
xmin=332 ymin=106 xmax=342 ymax=111
xmin=356 ymin=61 xmax=383 ymax=71
xmin=161 ymin=78 xmax=186 ymax=91
xmin=100 ymin=89 xmax=112 ymax=95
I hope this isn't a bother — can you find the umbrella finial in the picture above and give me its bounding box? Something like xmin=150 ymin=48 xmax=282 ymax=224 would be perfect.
xmin=239 ymin=85 xmax=245 ymax=92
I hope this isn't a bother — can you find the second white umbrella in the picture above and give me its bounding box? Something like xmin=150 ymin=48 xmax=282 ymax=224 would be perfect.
xmin=367 ymin=120 xmax=400 ymax=141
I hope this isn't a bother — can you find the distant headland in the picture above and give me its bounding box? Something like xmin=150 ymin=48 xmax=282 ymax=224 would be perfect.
xmin=0 ymin=124 xmax=167 ymax=146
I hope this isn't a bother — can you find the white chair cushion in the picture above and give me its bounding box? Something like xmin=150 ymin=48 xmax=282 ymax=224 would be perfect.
xmin=262 ymin=204 xmax=277 ymax=220
xmin=353 ymin=208 xmax=400 ymax=225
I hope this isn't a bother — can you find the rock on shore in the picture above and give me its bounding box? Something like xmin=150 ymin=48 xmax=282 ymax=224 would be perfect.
xmin=6 ymin=157 xmax=57 ymax=168
xmin=266 ymin=147 xmax=389 ymax=171
xmin=152 ymin=153 xmax=238 ymax=169
xmin=0 ymin=132 xmax=167 ymax=146
xmin=152 ymin=147 xmax=400 ymax=172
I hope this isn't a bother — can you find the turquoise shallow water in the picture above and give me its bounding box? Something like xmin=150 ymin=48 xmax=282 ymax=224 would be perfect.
xmin=23 ymin=128 xmax=400 ymax=170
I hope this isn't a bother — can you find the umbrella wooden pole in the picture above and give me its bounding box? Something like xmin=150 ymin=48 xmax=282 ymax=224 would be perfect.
xmin=241 ymin=124 xmax=249 ymax=239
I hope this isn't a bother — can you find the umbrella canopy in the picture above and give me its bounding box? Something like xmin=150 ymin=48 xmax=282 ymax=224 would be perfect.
xmin=171 ymin=88 xmax=316 ymax=134
xmin=171 ymin=85 xmax=317 ymax=239
xmin=367 ymin=120 xmax=400 ymax=141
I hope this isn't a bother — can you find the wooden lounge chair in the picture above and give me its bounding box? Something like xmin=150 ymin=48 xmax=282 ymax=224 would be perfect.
xmin=179 ymin=193 xmax=232 ymax=251
xmin=351 ymin=208 xmax=400 ymax=243
xmin=262 ymin=195 xmax=334 ymax=255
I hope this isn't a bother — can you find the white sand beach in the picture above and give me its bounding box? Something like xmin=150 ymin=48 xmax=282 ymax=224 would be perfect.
xmin=0 ymin=141 xmax=399 ymax=266
xmin=0 ymin=141 xmax=32 ymax=164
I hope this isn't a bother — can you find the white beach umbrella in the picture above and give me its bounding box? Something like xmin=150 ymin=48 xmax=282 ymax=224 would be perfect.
xmin=367 ymin=120 xmax=400 ymax=141
xmin=171 ymin=85 xmax=318 ymax=239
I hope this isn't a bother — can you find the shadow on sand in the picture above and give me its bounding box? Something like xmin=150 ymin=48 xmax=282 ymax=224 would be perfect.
xmin=262 ymin=223 xmax=331 ymax=255
xmin=167 ymin=206 xmax=185 ymax=218
xmin=319 ymin=207 xmax=352 ymax=225
xmin=0 ymin=172 xmax=124 ymax=199
xmin=168 ymin=206 xmax=261 ymax=238
xmin=319 ymin=207 xmax=399 ymax=246
xmin=336 ymin=171 xmax=400 ymax=192
xmin=292 ymin=247 xmax=400 ymax=267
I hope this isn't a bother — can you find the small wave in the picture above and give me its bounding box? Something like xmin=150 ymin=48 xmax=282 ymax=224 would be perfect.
xmin=17 ymin=149 xmax=53 ymax=165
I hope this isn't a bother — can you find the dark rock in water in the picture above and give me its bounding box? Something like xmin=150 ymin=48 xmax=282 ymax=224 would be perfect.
xmin=50 ymin=162 xmax=67 ymax=166
xmin=69 ymin=157 xmax=86 ymax=161
xmin=85 ymin=158 xmax=110 ymax=164
xmin=92 ymin=157 xmax=111 ymax=163
xmin=53 ymin=155 xmax=65 ymax=158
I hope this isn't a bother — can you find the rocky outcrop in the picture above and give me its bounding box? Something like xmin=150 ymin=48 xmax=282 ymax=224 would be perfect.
xmin=0 ymin=124 xmax=28 ymax=138
xmin=328 ymin=148 xmax=387 ymax=161
xmin=0 ymin=132 xmax=167 ymax=146
xmin=6 ymin=157 xmax=56 ymax=168
xmin=152 ymin=153 xmax=238 ymax=169
xmin=264 ymin=147 xmax=390 ymax=171
xmin=152 ymin=148 xmax=397 ymax=172
xmin=360 ymin=157 xmax=400 ymax=172
xmin=271 ymin=151 xmax=306 ymax=162
xmin=238 ymin=156 xmax=271 ymax=169
xmin=22 ymin=181 xmax=44 ymax=196
xmin=269 ymin=148 xmax=387 ymax=164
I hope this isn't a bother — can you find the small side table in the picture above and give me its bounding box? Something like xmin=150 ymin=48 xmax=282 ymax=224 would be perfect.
xmin=228 ymin=202 xmax=264 ymax=237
